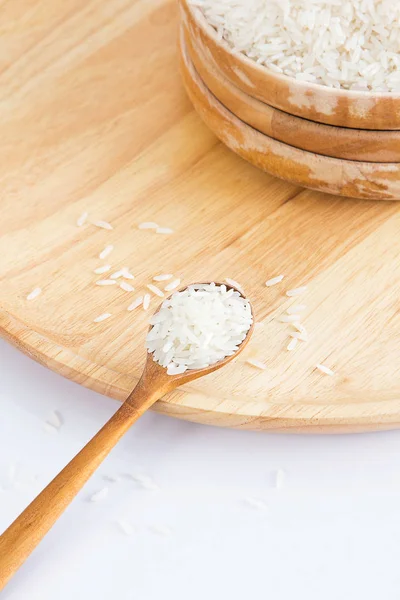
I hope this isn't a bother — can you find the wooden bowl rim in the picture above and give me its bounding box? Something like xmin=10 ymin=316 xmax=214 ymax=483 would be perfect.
xmin=180 ymin=34 xmax=400 ymax=201
xmin=182 ymin=21 xmax=400 ymax=163
xmin=185 ymin=0 xmax=400 ymax=104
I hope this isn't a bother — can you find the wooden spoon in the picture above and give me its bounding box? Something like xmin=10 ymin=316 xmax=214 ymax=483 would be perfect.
xmin=0 ymin=283 xmax=254 ymax=590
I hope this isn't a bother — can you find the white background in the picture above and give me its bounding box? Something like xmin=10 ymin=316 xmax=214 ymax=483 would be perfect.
xmin=1 ymin=338 xmax=400 ymax=600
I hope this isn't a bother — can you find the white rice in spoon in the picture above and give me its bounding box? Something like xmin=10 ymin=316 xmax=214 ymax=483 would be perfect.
xmin=146 ymin=282 xmax=253 ymax=375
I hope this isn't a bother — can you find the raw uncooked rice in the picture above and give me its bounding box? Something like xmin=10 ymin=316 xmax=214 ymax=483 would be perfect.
xmin=89 ymin=487 xmax=109 ymax=502
xmin=164 ymin=278 xmax=181 ymax=292
xmin=316 ymin=363 xmax=335 ymax=376
xmin=287 ymin=337 xmax=298 ymax=351
xmin=153 ymin=274 xmax=173 ymax=281
xmin=279 ymin=314 xmax=301 ymax=323
xmin=146 ymin=283 xmax=252 ymax=375
xmin=224 ymin=278 xmax=245 ymax=296
xmin=138 ymin=222 xmax=158 ymax=230
xmin=96 ymin=279 xmax=116 ymax=286
xmin=286 ymin=286 xmax=308 ymax=297
xmin=287 ymin=304 xmax=306 ymax=314
xmin=120 ymin=282 xmax=135 ymax=292
xmin=128 ymin=296 xmax=144 ymax=311
xmin=93 ymin=312 xmax=112 ymax=322
xmin=93 ymin=220 xmax=113 ymax=230
xmin=156 ymin=227 xmax=174 ymax=235
xmin=99 ymin=245 xmax=114 ymax=259
xmin=265 ymin=275 xmax=284 ymax=287
xmin=190 ymin=0 xmax=400 ymax=92
xmin=246 ymin=358 xmax=267 ymax=370
xmin=147 ymin=284 xmax=165 ymax=297
xmin=94 ymin=265 xmax=111 ymax=275
xmin=77 ymin=212 xmax=88 ymax=227
xmin=27 ymin=287 xmax=42 ymax=301
xmin=143 ymin=294 xmax=151 ymax=310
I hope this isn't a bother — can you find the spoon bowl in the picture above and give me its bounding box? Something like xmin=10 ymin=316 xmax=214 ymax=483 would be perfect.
xmin=0 ymin=282 xmax=254 ymax=590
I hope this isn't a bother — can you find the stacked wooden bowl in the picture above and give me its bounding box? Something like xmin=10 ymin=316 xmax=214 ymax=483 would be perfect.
xmin=179 ymin=0 xmax=400 ymax=200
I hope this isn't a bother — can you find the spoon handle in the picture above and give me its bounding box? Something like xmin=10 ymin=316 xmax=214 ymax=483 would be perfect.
xmin=0 ymin=381 xmax=161 ymax=590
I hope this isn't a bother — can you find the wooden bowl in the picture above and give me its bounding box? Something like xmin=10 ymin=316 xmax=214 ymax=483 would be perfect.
xmin=180 ymin=0 xmax=400 ymax=131
xmin=183 ymin=24 xmax=400 ymax=163
xmin=180 ymin=34 xmax=400 ymax=201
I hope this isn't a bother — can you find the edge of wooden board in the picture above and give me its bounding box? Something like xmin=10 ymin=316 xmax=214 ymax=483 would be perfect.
xmin=2 ymin=307 xmax=400 ymax=433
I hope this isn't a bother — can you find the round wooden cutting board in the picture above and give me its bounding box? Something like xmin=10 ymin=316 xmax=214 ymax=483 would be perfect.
xmin=2 ymin=0 xmax=400 ymax=433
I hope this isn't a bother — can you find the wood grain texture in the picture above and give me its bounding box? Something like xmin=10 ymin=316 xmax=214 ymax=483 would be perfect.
xmin=183 ymin=25 xmax=400 ymax=163
xmin=180 ymin=0 xmax=400 ymax=130
xmin=181 ymin=37 xmax=400 ymax=200
xmin=1 ymin=0 xmax=400 ymax=433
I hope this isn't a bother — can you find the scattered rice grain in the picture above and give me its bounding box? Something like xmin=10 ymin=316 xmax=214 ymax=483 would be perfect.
xmin=121 ymin=268 xmax=135 ymax=280
xmin=127 ymin=297 xmax=143 ymax=311
xmin=148 ymin=525 xmax=172 ymax=537
xmin=115 ymin=520 xmax=135 ymax=536
xmin=153 ymin=274 xmax=173 ymax=282
xmin=225 ymin=278 xmax=244 ymax=293
xmin=147 ymin=284 xmax=164 ymax=298
xmin=99 ymin=245 xmax=114 ymax=259
xmin=287 ymin=338 xmax=298 ymax=351
xmin=164 ymin=278 xmax=181 ymax=292
xmin=110 ymin=270 xmax=125 ymax=280
xmin=27 ymin=288 xmax=42 ymax=301
xmin=103 ymin=475 xmax=120 ymax=483
xmin=120 ymin=282 xmax=135 ymax=292
xmin=143 ymin=294 xmax=151 ymax=310
xmin=316 ymin=363 xmax=335 ymax=376
xmin=156 ymin=227 xmax=174 ymax=235
xmin=77 ymin=212 xmax=88 ymax=227
xmin=93 ymin=220 xmax=113 ymax=230
xmin=126 ymin=473 xmax=159 ymax=491
xmin=287 ymin=304 xmax=306 ymax=314
xmin=46 ymin=410 xmax=63 ymax=429
xmin=94 ymin=265 xmax=111 ymax=275
xmin=244 ymin=497 xmax=268 ymax=510
xmin=138 ymin=222 xmax=159 ymax=230
xmin=93 ymin=312 xmax=112 ymax=323
xmin=265 ymin=275 xmax=284 ymax=287
xmin=43 ymin=422 xmax=58 ymax=434
xmin=246 ymin=358 xmax=267 ymax=370
xmin=275 ymin=468 xmax=286 ymax=489
xmin=96 ymin=279 xmax=117 ymax=286
xmin=89 ymin=487 xmax=109 ymax=502
xmin=279 ymin=314 xmax=301 ymax=323
xmin=286 ymin=286 xmax=308 ymax=297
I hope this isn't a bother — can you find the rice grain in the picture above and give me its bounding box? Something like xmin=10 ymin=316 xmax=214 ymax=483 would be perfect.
xmin=286 ymin=286 xmax=308 ymax=297
xmin=127 ymin=297 xmax=143 ymax=311
xmin=93 ymin=220 xmax=113 ymax=230
xmin=94 ymin=313 xmax=112 ymax=323
xmin=164 ymin=278 xmax=181 ymax=292
xmin=265 ymin=275 xmax=284 ymax=287
xmin=94 ymin=265 xmax=111 ymax=275
xmin=120 ymin=282 xmax=135 ymax=292
xmin=316 ymin=363 xmax=335 ymax=376
xmin=96 ymin=280 xmax=117 ymax=286
xmin=77 ymin=212 xmax=88 ymax=227
xmin=153 ymin=274 xmax=173 ymax=281
xmin=99 ymin=245 xmax=114 ymax=259
xmin=143 ymin=294 xmax=151 ymax=310
xmin=147 ymin=284 xmax=164 ymax=298
xmin=138 ymin=222 xmax=158 ymax=230
xmin=27 ymin=288 xmax=42 ymax=301
xmin=246 ymin=358 xmax=267 ymax=370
